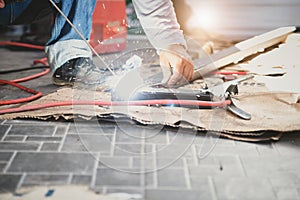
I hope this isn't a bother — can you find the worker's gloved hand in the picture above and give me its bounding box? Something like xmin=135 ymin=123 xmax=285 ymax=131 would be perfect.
xmin=159 ymin=44 xmax=194 ymax=88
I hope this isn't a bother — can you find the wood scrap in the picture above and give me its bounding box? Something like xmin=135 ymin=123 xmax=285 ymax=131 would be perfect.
xmin=192 ymin=26 xmax=296 ymax=79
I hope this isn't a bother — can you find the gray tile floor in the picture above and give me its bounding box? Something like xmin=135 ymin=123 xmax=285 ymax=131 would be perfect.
xmin=1 ymin=36 xmax=300 ymax=200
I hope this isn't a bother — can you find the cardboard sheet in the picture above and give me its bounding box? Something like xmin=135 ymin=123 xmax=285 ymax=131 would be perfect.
xmin=1 ymin=34 xmax=300 ymax=142
xmin=1 ymin=79 xmax=299 ymax=142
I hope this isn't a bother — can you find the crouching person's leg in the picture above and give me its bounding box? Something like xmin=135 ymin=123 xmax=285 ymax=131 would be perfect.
xmin=46 ymin=0 xmax=102 ymax=86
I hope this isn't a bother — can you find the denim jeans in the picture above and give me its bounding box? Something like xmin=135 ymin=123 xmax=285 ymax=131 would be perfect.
xmin=0 ymin=0 xmax=96 ymax=71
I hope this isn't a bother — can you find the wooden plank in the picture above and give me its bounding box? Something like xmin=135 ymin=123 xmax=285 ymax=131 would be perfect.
xmin=192 ymin=26 xmax=296 ymax=80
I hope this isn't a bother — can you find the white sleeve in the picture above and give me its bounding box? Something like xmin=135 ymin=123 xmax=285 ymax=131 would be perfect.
xmin=132 ymin=0 xmax=187 ymax=50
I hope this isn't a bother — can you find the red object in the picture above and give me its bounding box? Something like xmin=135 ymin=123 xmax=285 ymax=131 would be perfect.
xmin=212 ymin=71 xmax=248 ymax=75
xmin=11 ymin=58 xmax=50 ymax=83
xmin=90 ymin=0 xmax=127 ymax=54
xmin=0 ymin=99 xmax=231 ymax=115
xmin=0 ymin=41 xmax=44 ymax=50
xmin=0 ymin=41 xmax=50 ymax=106
xmin=0 ymin=57 xmax=49 ymax=105
xmin=3 ymin=57 xmax=50 ymax=84
xmin=0 ymin=80 xmax=42 ymax=106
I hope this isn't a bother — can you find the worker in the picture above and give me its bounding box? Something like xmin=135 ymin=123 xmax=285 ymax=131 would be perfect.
xmin=0 ymin=0 xmax=194 ymax=87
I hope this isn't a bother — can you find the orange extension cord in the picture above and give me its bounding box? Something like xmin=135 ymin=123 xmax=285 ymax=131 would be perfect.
xmin=0 ymin=41 xmax=231 ymax=115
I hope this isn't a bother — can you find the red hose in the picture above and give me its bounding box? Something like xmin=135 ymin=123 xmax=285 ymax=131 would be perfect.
xmin=0 ymin=41 xmax=44 ymax=51
xmin=33 ymin=57 xmax=48 ymax=66
xmin=0 ymin=80 xmax=42 ymax=106
xmin=10 ymin=57 xmax=50 ymax=83
xmin=0 ymin=41 xmax=49 ymax=106
xmin=212 ymin=71 xmax=248 ymax=75
xmin=0 ymin=56 xmax=50 ymax=105
xmin=10 ymin=68 xmax=50 ymax=83
xmin=0 ymin=42 xmax=49 ymax=83
xmin=0 ymin=99 xmax=231 ymax=114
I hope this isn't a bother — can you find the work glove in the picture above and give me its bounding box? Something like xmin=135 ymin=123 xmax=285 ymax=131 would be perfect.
xmin=159 ymin=44 xmax=194 ymax=88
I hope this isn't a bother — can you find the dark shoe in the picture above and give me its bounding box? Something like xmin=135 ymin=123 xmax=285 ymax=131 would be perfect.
xmin=52 ymin=57 xmax=103 ymax=86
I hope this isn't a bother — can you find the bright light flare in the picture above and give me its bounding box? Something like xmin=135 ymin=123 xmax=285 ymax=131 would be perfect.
xmin=188 ymin=4 xmax=218 ymax=30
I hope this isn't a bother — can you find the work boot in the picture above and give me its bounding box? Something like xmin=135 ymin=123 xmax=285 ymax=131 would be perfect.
xmin=52 ymin=57 xmax=103 ymax=86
